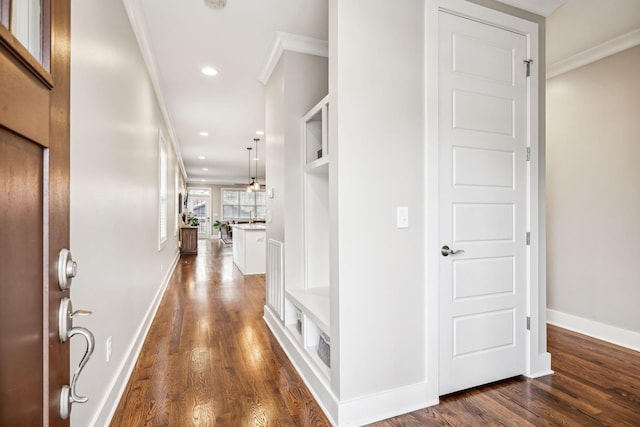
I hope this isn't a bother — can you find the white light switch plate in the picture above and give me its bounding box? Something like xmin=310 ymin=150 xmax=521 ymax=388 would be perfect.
xmin=397 ymin=206 xmax=409 ymax=228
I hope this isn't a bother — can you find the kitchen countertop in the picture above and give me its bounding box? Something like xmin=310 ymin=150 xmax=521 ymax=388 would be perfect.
xmin=231 ymin=224 xmax=266 ymax=231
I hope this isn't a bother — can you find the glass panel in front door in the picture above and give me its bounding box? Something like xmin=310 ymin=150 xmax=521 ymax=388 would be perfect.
xmin=9 ymin=0 xmax=44 ymax=63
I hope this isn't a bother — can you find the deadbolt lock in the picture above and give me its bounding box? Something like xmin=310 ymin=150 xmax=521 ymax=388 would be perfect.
xmin=57 ymin=249 xmax=77 ymax=290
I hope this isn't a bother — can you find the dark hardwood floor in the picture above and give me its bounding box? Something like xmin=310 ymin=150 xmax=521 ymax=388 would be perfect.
xmin=111 ymin=239 xmax=640 ymax=426
xmin=372 ymin=324 xmax=640 ymax=426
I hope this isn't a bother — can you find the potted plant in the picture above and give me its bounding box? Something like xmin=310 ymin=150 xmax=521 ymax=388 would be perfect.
xmin=182 ymin=211 xmax=199 ymax=227
xmin=213 ymin=220 xmax=228 ymax=238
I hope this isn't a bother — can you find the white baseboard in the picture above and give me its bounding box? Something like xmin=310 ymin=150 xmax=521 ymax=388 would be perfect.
xmin=264 ymin=307 xmax=434 ymax=427
xmin=338 ymin=382 xmax=435 ymax=427
xmin=526 ymin=350 xmax=553 ymax=379
xmin=547 ymin=309 xmax=640 ymax=352
xmin=89 ymin=250 xmax=180 ymax=426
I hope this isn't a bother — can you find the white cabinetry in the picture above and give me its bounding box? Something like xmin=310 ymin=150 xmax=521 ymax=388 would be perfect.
xmin=283 ymin=96 xmax=332 ymax=377
xmin=232 ymin=225 xmax=266 ymax=275
xmin=261 ymin=43 xmax=335 ymax=420
xmin=232 ymin=226 xmax=244 ymax=272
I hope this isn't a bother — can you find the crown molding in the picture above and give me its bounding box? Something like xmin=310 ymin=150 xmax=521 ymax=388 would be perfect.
xmin=547 ymin=28 xmax=640 ymax=79
xmin=257 ymin=32 xmax=328 ymax=85
xmin=121 ymin=0 xmax=187 ymax=181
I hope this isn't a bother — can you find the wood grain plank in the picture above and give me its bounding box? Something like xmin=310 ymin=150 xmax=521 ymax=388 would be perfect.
xmin=111 ymin=240 xmax=329 ymax=427
xmin=111 ymin=240 xmax=640 ymax=426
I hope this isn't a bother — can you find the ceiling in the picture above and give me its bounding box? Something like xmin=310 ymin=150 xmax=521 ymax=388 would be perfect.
xmin=128 ymin=0 xmax=638 ymax=186
xmin=133 ymin=0 xmax=328 ymax=186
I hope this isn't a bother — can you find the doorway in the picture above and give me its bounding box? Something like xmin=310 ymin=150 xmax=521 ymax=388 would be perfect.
xmin=187 ymin=187 xmax=212 ymax=238
xmin=425 ymin=0 xmax=548 ymax=398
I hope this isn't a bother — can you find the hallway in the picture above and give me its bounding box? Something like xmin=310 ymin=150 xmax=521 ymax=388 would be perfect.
xmin=110 ymin=240 xmax=329 ymax=426
xmin=111 ymin=239 xmax=640 ymax=426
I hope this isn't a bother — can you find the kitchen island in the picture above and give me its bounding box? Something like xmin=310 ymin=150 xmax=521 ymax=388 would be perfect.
xmin=231 ymin=224 xmax=266 ymax=275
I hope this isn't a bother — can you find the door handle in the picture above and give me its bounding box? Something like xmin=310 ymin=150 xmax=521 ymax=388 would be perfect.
xmin=58 ymin=297 xmax=92 ymax=342
xmin=58 ymin=298 xmax=95 ymax=420
xmin=441 ymin=245 xmax=465 ymax=257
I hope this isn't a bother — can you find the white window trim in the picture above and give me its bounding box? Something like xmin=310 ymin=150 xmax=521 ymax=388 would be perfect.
xmin=174 ymin=169 xmax=179 ymax=236
xmin=158 ymin=131 xmax=168 ymax=250
xmin=220 ymin=187 xmax=266 ymax=221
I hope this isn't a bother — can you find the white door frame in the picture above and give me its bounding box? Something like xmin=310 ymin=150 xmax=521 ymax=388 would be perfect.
xmin=424 ymin=0 xmax=552 ymax=403
xmin=187 ymin=187 xmax=212 ymax=238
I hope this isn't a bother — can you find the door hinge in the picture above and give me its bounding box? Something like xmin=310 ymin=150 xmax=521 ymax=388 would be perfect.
xmin=526 ymin=232 xmax=531 ymax=245
xmin=526 ymin=147 xmax=531 ymax=161
xmin=526 ymin=316 xmax=531 ymax=330
xmin=524 ymin=59 xmax=533 ymax=77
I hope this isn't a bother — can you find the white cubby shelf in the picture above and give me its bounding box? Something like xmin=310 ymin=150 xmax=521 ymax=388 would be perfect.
xmin=304 ymin=156 xmax=329 ymax=174
xmin=286 ymin=287 xmax=330 ymax=335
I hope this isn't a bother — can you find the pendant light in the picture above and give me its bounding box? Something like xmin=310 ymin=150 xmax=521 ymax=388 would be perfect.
xmin=252 ymin=138 xmax=261 ymax=190
xmin=246 ymin=146 xmax=254 ymax=192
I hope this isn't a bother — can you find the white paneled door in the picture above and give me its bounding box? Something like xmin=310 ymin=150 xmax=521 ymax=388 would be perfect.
xmin=189 ymin=195 xmax=211 ymax=238
xmin=187 ymin=188 xmax=212 ymax=238
xmin=438 ymin=10 xmax=529 ymax=395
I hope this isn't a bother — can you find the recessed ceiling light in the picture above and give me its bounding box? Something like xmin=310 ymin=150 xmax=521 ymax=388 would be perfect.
xmin=201 ymin=179 xmax=206 ymax=182
xmin=198 ymin=156 xmax=206 ymax=160
xmin=256 ymin=130 xmax=264 ymax=135
xmin=200 ymin=132 xmax=209 ymax=136
xmin=202 ymin=168 xmax=208 ymax=171
xmin=201 ymin=67 xmax=218 ymax=76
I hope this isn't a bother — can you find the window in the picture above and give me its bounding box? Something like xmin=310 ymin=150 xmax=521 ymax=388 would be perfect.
xmin=222 ymin=189 xmax=266 ymax=221
xmin=3 ymin=0 xmax=50 ymax=68
xmin=158 ymin=133 xmax=168 ymax=249
xmin=10 ymin=0 xmax=41 ymax=60
xmin=174 ymin=169 xmax=179 ymax=236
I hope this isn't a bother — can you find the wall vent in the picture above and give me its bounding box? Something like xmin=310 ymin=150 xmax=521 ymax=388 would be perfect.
xmin=266 ymin=239 xmax=284 ymax=320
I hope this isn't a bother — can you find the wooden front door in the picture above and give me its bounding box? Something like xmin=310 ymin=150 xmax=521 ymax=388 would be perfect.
xmin=0 ymin=0 xmax=71 ymax=425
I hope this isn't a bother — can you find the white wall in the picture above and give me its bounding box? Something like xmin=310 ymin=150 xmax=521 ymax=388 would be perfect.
xmin=265 ymin=52 xmax=328 ymax=289
xmin=209 ymin=184 xmax=223 ymax=222
xmin=265 ymin=58 xmax=285 ymax=245
xmin=70 ymin=0 xmax=183 ymax=425
xmin=330 ymin=0 xmax=426 ymax=401
xmin=283 ymin=52 xmax=329 ymax=290
xmin=547 ymin=46 xmax=640 ymax=334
